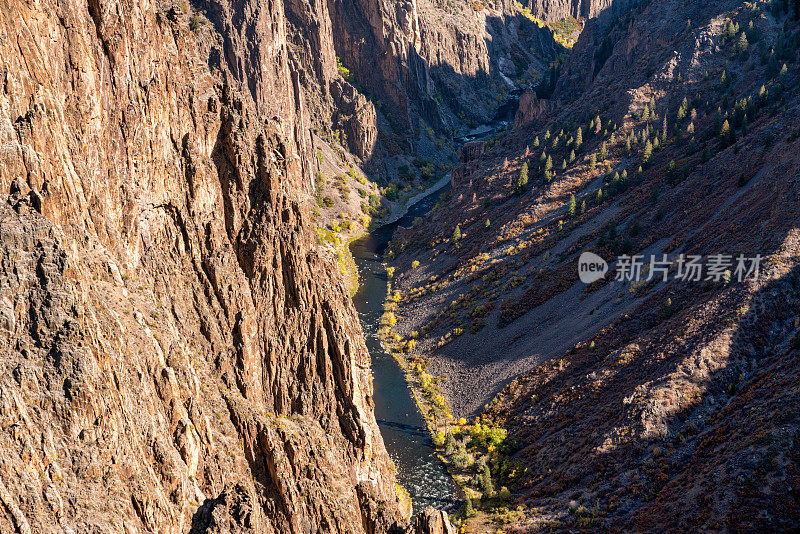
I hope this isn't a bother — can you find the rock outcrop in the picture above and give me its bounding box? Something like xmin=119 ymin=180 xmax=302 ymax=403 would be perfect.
xmin=522 ymin=0 xmax=638 ymax=23
xmin=330 ymin=0 xmax=558 ymax=140
xmin=0 ymin=0 xmax=430 ymax=530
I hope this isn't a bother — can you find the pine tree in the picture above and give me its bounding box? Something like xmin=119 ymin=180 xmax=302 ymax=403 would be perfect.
xmin=453 ymin=224 xmax=461 ymax=243
xmin=600 ymin=141 xmax=607 ymax=161
xmin=589 ymin=152 xmax=597 ymax=171
xmin=643 ymin=139 xmax=653 ymax=162
xmin=463 ymin=497 xmax=474 ymax=518
xmin=580 ymin=199 xmax=586 ymax=214
xmin=677 ymin=97 xmax=688 ymax=120
xmin=736 ymin=32 xmax=748 ymax=54
xmin=594 ymin=115 xmax=602 ymax=134
xmin=533 ymin=136 xmax=540 ymax=148
xmin=544 ymin=155 xmax=553 ymax=173
xmin=480 ymin=464 xmax=493 ymax=499
xmin=575 ymin=126 xmax=583 ymax=150
xmin=720 ymin=119 xmax=731 ymax=141
xmin=561 ymin=159 xmax=567 ymax=171
xmin=625 ymin=138 xmax=632 ymax=154
xmin=569 ymin=149 xmax=576 ymax=162
xmin=517 ymin=162 xmax=529 ymax=191
xmin=568 ymin=194 xmax=576 ymax=217
xmin=596 ymin=188 xmax=603 ymax=203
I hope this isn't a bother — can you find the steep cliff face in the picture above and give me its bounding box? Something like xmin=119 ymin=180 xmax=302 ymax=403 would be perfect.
xmin=328 ymin=0 xmax=558 ymax=143
xmin=0 ymin=0 xmax=422 ymax=531
xmin=523 ymin=0 xmax=637 ymax=24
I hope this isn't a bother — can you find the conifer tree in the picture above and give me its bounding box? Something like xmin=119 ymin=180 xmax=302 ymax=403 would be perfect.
xmin=453 ymin=224 xmax=461 ymax=243
xmin=464 ymin=497 xmax=474 ymax=518
xmin=480 ymin=464 xmax=493 ymax=498
xmin=517 ymin=162 xmax=529 ymax=191
xmin=575 ymin=126 xmax=583 ymax=150
xmin=736 ymin=32 xmax=748 ymax=54
xmin=568 ymin=194 xmax=576 ymax=217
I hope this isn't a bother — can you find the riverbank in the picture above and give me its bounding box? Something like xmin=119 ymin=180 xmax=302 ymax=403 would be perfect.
xmin=349 ymin=185 xmax=459 ymax=514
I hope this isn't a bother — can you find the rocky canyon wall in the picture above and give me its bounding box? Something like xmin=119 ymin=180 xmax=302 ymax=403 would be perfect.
xmin=523 ymin=0 xmax=639 ymax=23
xmin=0 ymin=0 xmax=426 ymax=531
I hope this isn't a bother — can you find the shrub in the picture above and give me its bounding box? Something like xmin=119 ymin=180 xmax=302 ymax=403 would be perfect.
xmin=453 ymin=224 xmax=462 ymax=243
xmin=444 ymin=432 xmax=456 ymax=454
xmin=190 ymin=13 xmax=203 ymax=31
xmin=411 ymin=260 xmax=420 ymax=269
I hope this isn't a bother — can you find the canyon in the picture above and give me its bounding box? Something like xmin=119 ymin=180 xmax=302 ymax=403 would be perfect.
xmin=386 ymin=0 xmax=800 ymax=529
xmin=0 ymin=0 xmax=564 ymax=529
xmin=1 ymin=0 xmax=799 ymax=530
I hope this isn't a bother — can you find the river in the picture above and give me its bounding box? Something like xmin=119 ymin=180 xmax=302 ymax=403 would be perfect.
xmin=350 ymin=183 xmax=457 ymax=514
xmin=350 ymin=97 xmax=519 ymax=514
